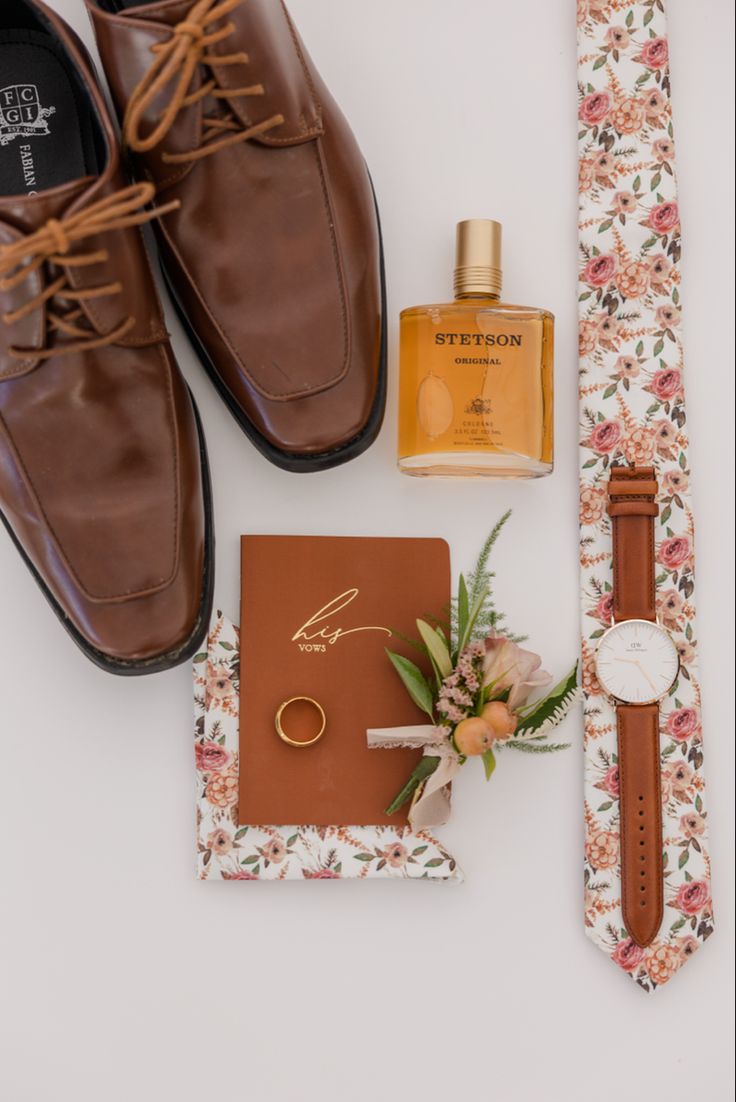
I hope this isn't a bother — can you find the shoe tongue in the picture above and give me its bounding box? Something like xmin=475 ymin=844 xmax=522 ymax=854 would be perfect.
xmin=0 ymin=176 xmax=94 ymax=234
xmin=118 ymin=0 xmax=322 ymax=145
xmin=119 ymin=0 xmax=193 ymax=26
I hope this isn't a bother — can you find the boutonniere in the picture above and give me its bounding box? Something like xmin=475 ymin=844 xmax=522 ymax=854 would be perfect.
xmin=367 ymin=513 xmax=579 ymax=828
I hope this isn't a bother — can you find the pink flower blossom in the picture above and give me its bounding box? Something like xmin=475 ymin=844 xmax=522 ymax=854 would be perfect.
xmin=648 ymin=253 xmax=672 ymax=285
xmin=606 ymin=26 xmax=630 ymax=50
xmin=612 ymin=938 xmax=645 ymax=973
xmin=589 ymin=420 xmax=623 ymax=455
xmin=482 ymin=637 xmax=552 ymax=710
xmin=649 ymin=201 xmax=679 ymax=235
xmin=602 ymin=765 xmax=620 ymax=798
xmin=673 ymin=879 xmax=710 ymax=917
xmin=579 ymin=90 xmax=613 ymax=125
xmin=666 ymin=708 xmax=701 ymax=743
xmin=649 ymin=368 xmax=683 ymax=402
xmin=640 ymin=37 xmax=669 ymax=70
xmin=680 ymin=812 xmax=706 ymax=840
xmin=582 ymin=253 xmax=617 ymax=287
xmin=195 ymin=742 xmax=232 ymax=774
xmin=658 ymin=535 xmax=692 ymax=571
xmin=592 ymin=592 xmax=615 ymax=624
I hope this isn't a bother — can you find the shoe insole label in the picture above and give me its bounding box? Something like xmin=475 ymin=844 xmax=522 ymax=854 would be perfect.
xmin=0 ymin=38 xmax=90 ymax=197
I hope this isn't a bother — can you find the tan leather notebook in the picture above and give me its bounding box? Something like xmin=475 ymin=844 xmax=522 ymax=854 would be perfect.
xmin=239 ymin=535 xmax=450 ymax=826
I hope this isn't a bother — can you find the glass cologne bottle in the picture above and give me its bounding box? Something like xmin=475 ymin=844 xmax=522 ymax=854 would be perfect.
xmin=398 ymin=220 xmax=554 ymax=477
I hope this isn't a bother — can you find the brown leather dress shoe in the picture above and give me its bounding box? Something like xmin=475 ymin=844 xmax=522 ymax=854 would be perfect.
xmin=0 ymin=0 xmax=213 ymax=674
xmin=86 ymin=0 xmax=386 ymax=472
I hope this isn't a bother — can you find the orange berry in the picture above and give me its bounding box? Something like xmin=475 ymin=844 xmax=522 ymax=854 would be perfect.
xmin=480 ymin=701 xmax=518 ymax=742
xmin=454 ymin=717 xmax=494 ymax=756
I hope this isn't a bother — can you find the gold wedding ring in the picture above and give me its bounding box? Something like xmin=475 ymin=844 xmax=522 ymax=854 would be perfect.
xmin=275 ymin=697 xmax=326 ymax=748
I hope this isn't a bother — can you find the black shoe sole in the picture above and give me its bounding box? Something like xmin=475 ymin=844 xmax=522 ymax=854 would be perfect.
xmin=0 ymin=390 xmax=215 ymax=677
xmin=159 ymin=185 xmax=388 ymax=474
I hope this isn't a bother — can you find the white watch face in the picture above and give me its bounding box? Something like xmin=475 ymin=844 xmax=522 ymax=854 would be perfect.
xmin=595 ymin=620 xmax=679 ymax=704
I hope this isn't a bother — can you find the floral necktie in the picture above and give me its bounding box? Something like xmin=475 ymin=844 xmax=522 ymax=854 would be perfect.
xmin=577 ymin=0 xmax=713 ymax=990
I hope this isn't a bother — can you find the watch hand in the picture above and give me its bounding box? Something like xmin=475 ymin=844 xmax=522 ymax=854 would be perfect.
xmin=635 ymin=661 xmax=658 ymax=694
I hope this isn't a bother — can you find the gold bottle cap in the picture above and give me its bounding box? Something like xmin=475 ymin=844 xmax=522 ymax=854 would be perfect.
xmin=454 ymin=219 xmax=503 ymax=298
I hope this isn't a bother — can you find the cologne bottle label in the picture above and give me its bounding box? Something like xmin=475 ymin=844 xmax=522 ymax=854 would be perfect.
xmin=398 ymin=306 xmax=553 ymax=476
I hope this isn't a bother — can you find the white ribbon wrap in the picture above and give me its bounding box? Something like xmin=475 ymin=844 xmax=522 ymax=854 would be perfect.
xmin=366 ymin=725 xmax=460 ymax=829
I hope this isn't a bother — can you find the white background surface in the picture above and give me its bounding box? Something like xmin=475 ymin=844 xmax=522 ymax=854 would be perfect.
xmin=1 ymin=2 xmax=734 ymax=1100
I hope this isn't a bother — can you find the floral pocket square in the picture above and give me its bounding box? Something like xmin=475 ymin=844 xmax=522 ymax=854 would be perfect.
xmin=194 ymin=614 xmax=462 ymax=881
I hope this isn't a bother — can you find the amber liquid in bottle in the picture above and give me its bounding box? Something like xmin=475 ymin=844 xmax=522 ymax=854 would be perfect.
xmin=398 ymin=221 xmax=554 ymax=478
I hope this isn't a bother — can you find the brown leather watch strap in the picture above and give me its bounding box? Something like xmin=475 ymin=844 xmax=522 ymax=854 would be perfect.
xmin=607 ymin=466 xmax=659 ymax=621
xmin=617 ymin=704 xmax=664 ymax=946
xmin=608 ymin=466 xmax=663 ymax=946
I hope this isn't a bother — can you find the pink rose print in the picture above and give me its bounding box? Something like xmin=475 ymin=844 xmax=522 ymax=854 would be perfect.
xmin=302 ymin=869 xmax=341 ymax=879
xmin=658 ymin=535 xmax=692 ymax=571
xmin=612 ymin=938 xmax=645 ymax=974
xmin=653 ymin=418 xmax=678 ymax=457
xmin=596 ymin=312 xmax=622 ymax=346
xmin=664 ymin=760 xmax=694 ymax=797
xmin=648 ymin=253 xmax=672 ymax=285
xmin=592 ymin=591 xmax=615 ymax=624
xmin=649 ymin=201 xmax=679 ymax=235
xmin=222 ymin=870 xmax=259 ymax=881
xmin=661 ymin=468 xmax=689 ymax=496
xmin=676 ymin=639 xmax=696 ymax=668
xmin=677 ymin=936 xmax=701 ymax=961
xmin=655 ymin=304 xmax=681 ymax=329
xmin=579 ymin=90 xmax=612 ymax=125
xmin=262 ymin=836 xmax=287 ymax=864
xmin=576 ymin=0 xmax=588 ymax=27
xmin=666 ymin=707 xmax=701 ymax=743
xmin=382 ymin=842 xmax=409 ymax=869
xmin=206 ymin=661 xmax=235 ymax=704
xmin=652 ymin=137 xmax=675 ymax=163
xmin=643 ymin=88 xmax=667 ymax=120
xmin=673 ymin=879 xmax=711 ymax=917
xmin=639 ymin=37 xmax=669 ymax=70
xmin=680 ymin=812 xmax=706 ymax=840
xmin=657 ymin=588 xmax=684 ymax=630
xmin=612 ymin=191 xmax=637 ymax=214
xmin=606 ymin=26 xmax=630 ymax=50
xmin=195 ymin=742 xmax=232 ymax=774
xmin=582 ymin=253 xmax=617 ymax=288
xmin=207 ymin=828 xmax=233 ymax=856
xmin=614 ymin=355 xmax=640 ymax=380
xmin=602 ymin=765 xmax=620 ymax=798
xmin=589 ymin=420 xmax=622 ymax=454
xmin=593 ymin=151 xmax=615 ymax=181
xmin=649 ymin=368 xmax=683 ymax=402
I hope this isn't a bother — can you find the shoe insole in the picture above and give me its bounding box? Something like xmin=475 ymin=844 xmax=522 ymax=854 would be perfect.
xmin=0 ymin=30 xmax=97 ymax=197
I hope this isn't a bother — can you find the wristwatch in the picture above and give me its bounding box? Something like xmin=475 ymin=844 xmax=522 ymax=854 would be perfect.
xmin=594 ymin=466 xmax=680 ymax=947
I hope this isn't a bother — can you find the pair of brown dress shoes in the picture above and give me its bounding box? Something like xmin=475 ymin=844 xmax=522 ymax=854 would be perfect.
xmin=0 ymin=0 xmax=385 ymax=673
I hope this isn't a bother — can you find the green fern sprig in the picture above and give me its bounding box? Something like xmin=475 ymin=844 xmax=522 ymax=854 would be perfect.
xmin=503 ymin=741 xmax=571 ymax=754
xmin=451 ymin=511 xmax=526 ymax=653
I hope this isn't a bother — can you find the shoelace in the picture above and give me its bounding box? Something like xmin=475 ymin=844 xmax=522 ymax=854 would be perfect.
xmin=123 ymin=0 xmax=285 ymax=164
xmin=0 ymin=182 xmax=178 ymax=362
